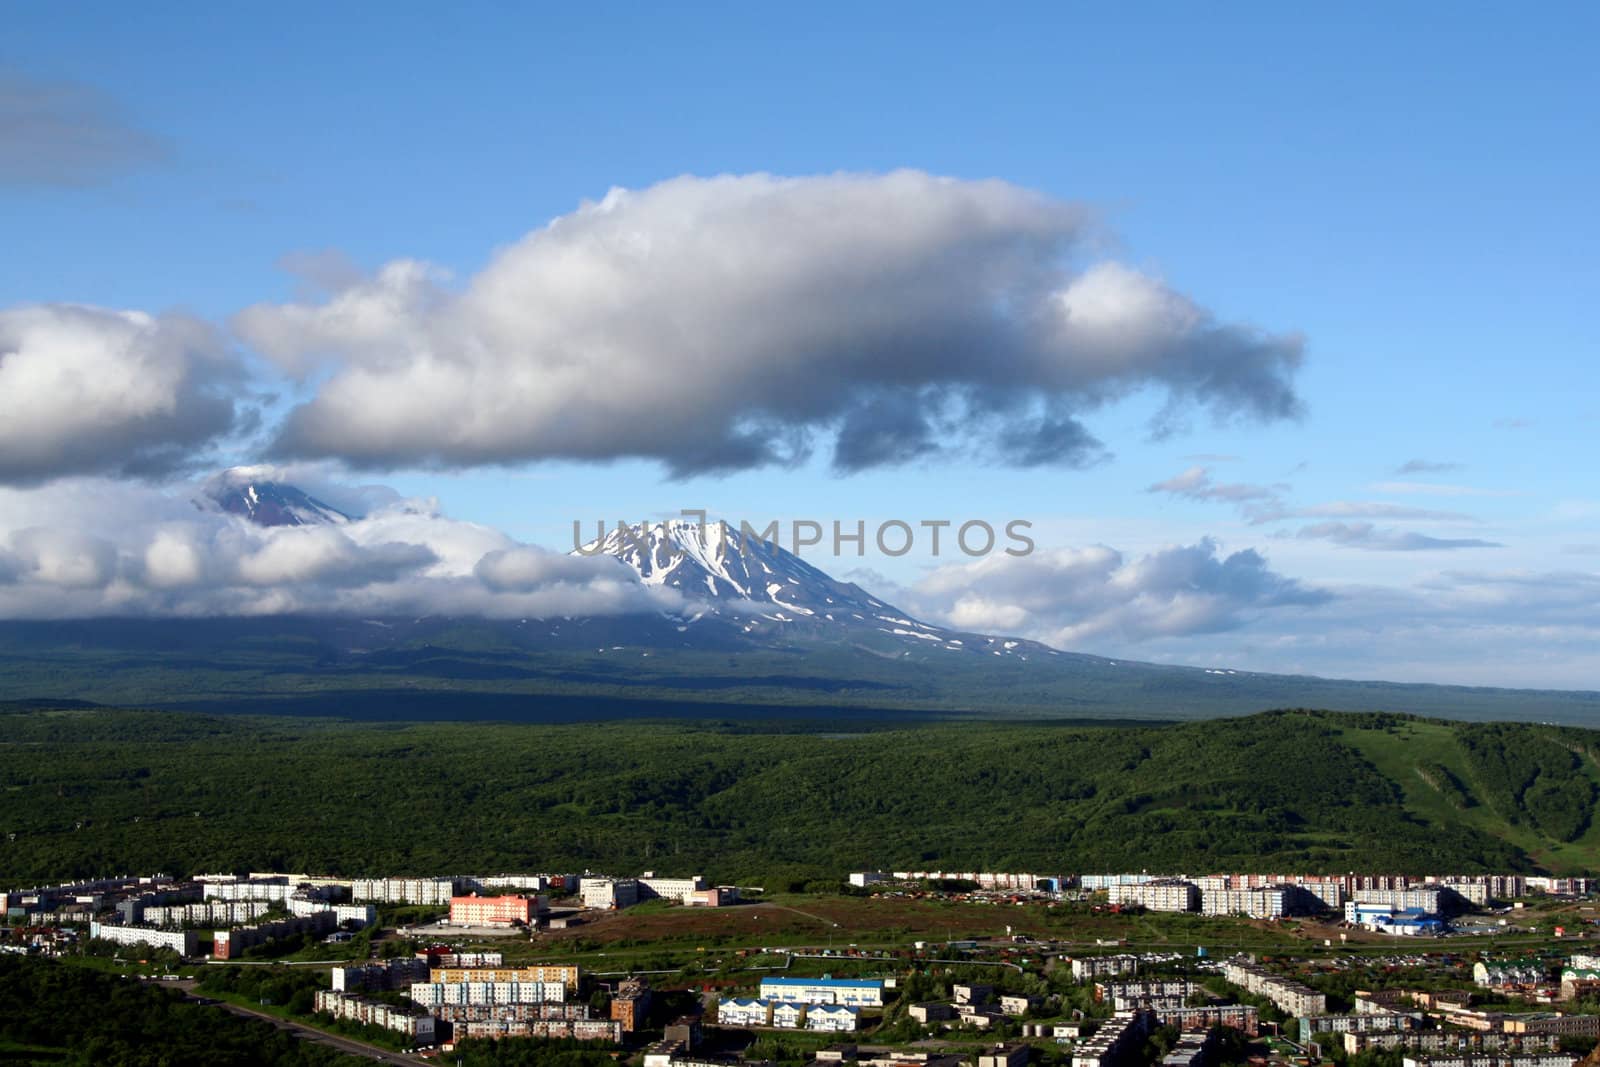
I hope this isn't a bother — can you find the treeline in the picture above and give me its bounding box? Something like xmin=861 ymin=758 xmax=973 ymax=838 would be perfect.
xmin=0 ymin=956 xmax=365 ymax=1065
xmin=0 ymin=708 xmax=1596 ymax=887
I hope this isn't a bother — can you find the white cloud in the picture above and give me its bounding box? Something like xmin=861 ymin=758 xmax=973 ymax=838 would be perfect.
xmin=1286 ymin=522 xmax=1502 ymax=552
xmin=0 ymin=478 xmax=680 ymax=620
xmin=236 ymin=171 xmax=1304 ymax=475
xmin=0 ymin=304 xmax=245 ymax=484
xmin=1279 ymin=501 xmax=1474 ymax=522
xmin=895 ymin=539 xmax=1329 ymax=646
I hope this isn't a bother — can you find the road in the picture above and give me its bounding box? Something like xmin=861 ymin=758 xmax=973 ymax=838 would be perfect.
xmin=176 ymin=981 xmax=429 ymax=1065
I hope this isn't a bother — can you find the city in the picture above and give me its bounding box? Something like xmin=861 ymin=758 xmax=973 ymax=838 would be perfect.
xmin=8 ymin=867 xmax=1600 ymax=1065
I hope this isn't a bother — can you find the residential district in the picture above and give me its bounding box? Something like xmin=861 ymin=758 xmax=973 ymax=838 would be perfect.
xmin=6 ymin=867 xmax=1600 ymax=1066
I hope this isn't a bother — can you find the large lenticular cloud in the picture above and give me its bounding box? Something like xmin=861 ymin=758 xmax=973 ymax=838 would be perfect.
xmin=236 ymin=170 xmax=1306 ymax=476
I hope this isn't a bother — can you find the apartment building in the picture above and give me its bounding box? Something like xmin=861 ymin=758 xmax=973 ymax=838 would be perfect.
xmin=431 ymin=964 xmax=579 ymax=991
xmin=213 ymin=911 xmax=336 ymax=959
xmin=977 ymin=1044 xmax=1030 ymax=1067
xmin=760 ymin=976 xmax=885 ymax=1007
xmin=1155 ymin=1004 xmax=1259 ymax=1034
xmin=408 ymin=980 xmax=567 ymax=1007
xmin=1475 ymin=961 xmax=1548 ymax=989
xmin=1201 ymin=887 xmax=1288 ymax=919
xmin=581 ymin=877 xmax=641 ymax=910
xmin=449 ymin=893 xmax=536 ymax=926
xmin=451 ymin=1017 xmax=622 ymax=1041
xmin=204 ymin=877 xmax=295 ymax=903
xmin=1297 ymin=1012 xmax=1419 ymax=1044
xmin=287 ymin=896 xmax=375 ymax=926
xmin=713 ymin=998 xmax=768 ymax=1030
xmin=1109 ymin=879 xmax=1198 ymax=913
xmin=428 ymin=1002 xmax=593 ymax=1023
xmin=807 ymin=1005 xmax=861 ymax=1032
xmin=140 ymin=901 xmax=269 ymax=928
xmin=639 ymin=874 xmax=708 ymax=905
xmin=1072 ymin=1011 xmax=1149 ymax=1067
xmin=1071 ymin=955 xmax=1140 ymax=981
xmin=1081 ymin=874 xmax=1161 ymax=891
xmin=1401 ymin=1055 xmax=1578 ymax=1067
xmin=613 ymin=976 xmax=652 ymax=1032
xmin=422 ymin=951 xmax=503 ymax=967
xmin=1000 ymin=994 xmax=1043 ymax=1016
xmin=330 ymin=958 xmax=431 ymax=993
xmin=87 ymin=921 xmax=198 ymax=956
xmin=1354 ymin=887 xmax=1445 ymax=914
xmin=1097 ymin=979 xmax=1196 ymax=1004
xmin=953 ymin=983 xmax=993 ymax=1005
xmin=350 ymin=877 xmax=458 ymax=905
xmin=313 ymin=990 xmax=437 ymax=1042
xmin=1345 ymin=1032 xmax=1560 ymax=1056
xmin=909 ymin=1003 xmax=955 ymax=1023
xmin=1222 ymin=959 xmax=1326 ymax=1016
xmin=1502 ymin=1015 xmax=1600 ymax=1039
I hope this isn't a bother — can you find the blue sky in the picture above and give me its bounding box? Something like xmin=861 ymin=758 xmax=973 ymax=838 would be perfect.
xmin=1 ymin=4 xmax=1596 ymax=686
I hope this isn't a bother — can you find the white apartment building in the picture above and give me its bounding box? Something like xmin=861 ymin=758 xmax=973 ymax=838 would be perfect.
xmin=314 ymin=990 xmax=436 ymax=1041
xmin=286 ymin=896 xmax=375 ymax=926
xmin=640 ymin=875 xmax=707 ymax=905
xmin=1202 ymin=886 xmax=1289 ymax=919
xmin=581 ymin=877 xmax=641 ymax=910
xmin=88 ymin=921 xmax=198 ymax=956
xmin=1223 ymin=959 xmax=1327 ymax=1016
xmin=1109 ymin=879 xmax=1198 ymax=913
xmin=806 ymin=1004 xmax=860 ymax=1031
xmin=350 ymin=877 xmax=457 ymax=905
xmin=1097 ymin=979 xmax=1196 ymax=1003
xmin=759 ymin=976 xmax=884 ymax=1007
xmin=1354 ymin=887 xmax=1444 ymax=913
xmin=142 ymin=901 xmax=269 ymax=927
xmin=717 ymin=997 xmax=771 ymax=1027
xmin=204 ymin=878 xmax=294 ymax=903
xmin=1071 ymin=955 xmax=1140 ymax=981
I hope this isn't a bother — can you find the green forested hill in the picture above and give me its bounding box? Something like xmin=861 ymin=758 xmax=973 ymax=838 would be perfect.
xmin=1 ymin=707 xmax=1597 ymax=887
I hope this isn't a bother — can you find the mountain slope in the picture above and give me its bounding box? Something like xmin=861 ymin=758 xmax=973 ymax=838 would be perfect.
xmin=202 ymin=472 xmax=353 ymax=527
xmin=577 ymin=518 xmax=1052 ymax=658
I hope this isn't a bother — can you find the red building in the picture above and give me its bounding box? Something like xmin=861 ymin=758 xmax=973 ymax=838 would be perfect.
xmin=450 ymin=894 xmax=534 ymax=926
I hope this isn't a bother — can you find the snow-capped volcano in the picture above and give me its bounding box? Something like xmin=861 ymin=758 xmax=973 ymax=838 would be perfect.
xmin=203 ymin=472 xmax=353 ymax=527
xmin=576 ymin=518 xmax=1041 ymax=655
xmin=578 ymin=519 xmax=884 ymax=615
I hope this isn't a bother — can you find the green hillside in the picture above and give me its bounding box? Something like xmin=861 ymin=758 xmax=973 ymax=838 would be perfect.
xmin=1 ymin=707 xmax=1597 ymax=888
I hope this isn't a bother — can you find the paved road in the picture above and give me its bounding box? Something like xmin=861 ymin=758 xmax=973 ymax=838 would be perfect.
xmin=177 ymin=982 xmax=428 ymax=1064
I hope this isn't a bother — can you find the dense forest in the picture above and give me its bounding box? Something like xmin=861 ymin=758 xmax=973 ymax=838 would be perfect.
xmin=2 ymin=707 xmax=1598 ymax=887
xmin=0 ymin=956 xmax=365 ymax=1065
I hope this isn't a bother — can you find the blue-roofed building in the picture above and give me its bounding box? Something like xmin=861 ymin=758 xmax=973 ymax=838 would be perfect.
xmin=806 ymin=1004 xmax=860 ymax=1032
xmin=717 ymin=997 xmax=771 ymax=1027
xmin=1365 ymin=906 xmax=1444 ymax=936
xmin=759 ymin=975 xmax=885 ymax=1007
